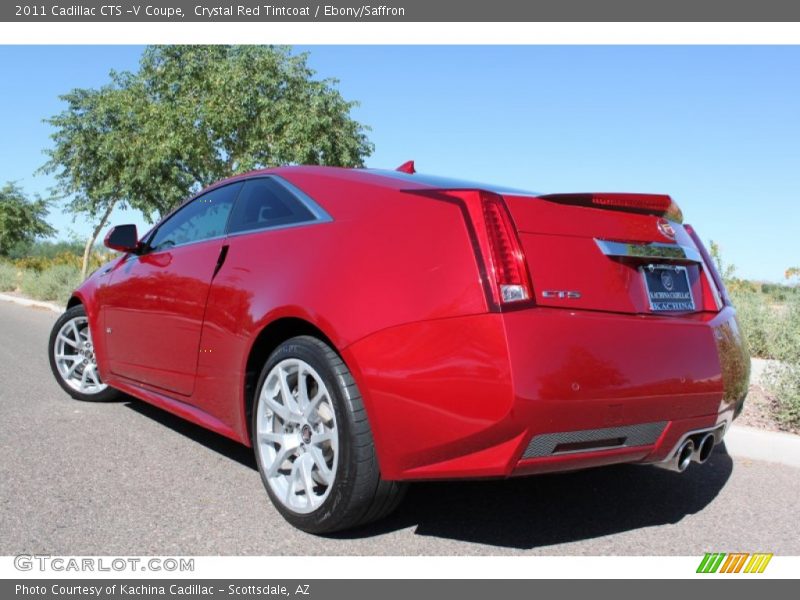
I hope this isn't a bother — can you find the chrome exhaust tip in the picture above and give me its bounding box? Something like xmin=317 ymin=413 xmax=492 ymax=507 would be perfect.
xmin=675 ymin=439 xmax=695 ymax=472
xmin=655 ymin=439 xmax=695 ymax=473
xmin=693 ymin=432 xmax=716 ymax=464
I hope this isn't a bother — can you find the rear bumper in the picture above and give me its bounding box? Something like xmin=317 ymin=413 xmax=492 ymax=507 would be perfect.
xmin=345 ymin=305 xmax=750 ymax=481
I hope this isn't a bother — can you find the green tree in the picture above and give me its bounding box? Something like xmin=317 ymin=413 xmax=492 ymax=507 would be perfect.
xmin=41 ymin=79 xmax=149 ymax=278
xmin=42 ymin=45 xmax=373 ymax=278
xmin=132 ymin=45 xmax=374 ymax=210
xmin=0 ymin=183 xmax=55 ymax=256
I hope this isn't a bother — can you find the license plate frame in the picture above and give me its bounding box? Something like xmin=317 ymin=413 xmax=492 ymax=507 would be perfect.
xmin=641 ymin=264 xmax=695 ymax=312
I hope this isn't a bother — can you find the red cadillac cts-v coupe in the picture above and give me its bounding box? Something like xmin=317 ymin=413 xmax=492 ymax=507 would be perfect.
xmin=48 ymin=164 xmax=750 ymax=533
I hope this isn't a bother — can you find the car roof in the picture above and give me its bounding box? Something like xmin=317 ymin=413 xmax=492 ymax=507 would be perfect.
xmin=207 ymin=165 xmax=539 ymax=196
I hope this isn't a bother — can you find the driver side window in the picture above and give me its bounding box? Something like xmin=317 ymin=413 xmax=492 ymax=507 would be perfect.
xmin=148 ymin=182 xmax=243 ymax=252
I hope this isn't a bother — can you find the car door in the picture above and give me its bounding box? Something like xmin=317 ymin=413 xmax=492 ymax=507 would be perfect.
xmin=103 ymin=182 xmax=243 ymax=396
xmin=190 ymin=176 xmax=332 ymax=427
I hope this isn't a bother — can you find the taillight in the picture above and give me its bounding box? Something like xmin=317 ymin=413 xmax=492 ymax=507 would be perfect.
xmin=685 ymin=224 xmax=731 ymax=307
xmin=429 ymin=190 xmax=533 ymax=310
xmin=480 ymin=193 xmax=532 ymax=304
xmin=405 ymin=188 xmax=534 ymax=311
xmin=539 ymin=193 xmax=683 ymax=223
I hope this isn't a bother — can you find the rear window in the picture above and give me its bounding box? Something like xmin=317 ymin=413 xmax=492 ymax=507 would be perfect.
xmin=227 ymin=178 xmax=316 ymax=234
xmin=366 ymin=169 xmax=539 ymax=196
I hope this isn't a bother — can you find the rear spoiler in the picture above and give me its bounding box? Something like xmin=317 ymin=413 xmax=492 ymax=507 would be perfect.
xmin=538 ymin=193 xmax=683 ymax=223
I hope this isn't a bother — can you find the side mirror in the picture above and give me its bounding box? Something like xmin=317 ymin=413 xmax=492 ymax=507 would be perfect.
xmin=104 ymin=224 xmax=140 ymax=254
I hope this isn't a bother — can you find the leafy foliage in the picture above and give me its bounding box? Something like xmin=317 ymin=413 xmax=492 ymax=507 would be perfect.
xmin=0 ymin=261 xmax=19 ymax=291
xmin=763 ymin=297 xmax=800 ymax=427
xmin=42 ymin=45 xmax=373 ymax=277
xmin=715 ymin=242 xmax=800 ymax=428
xmin=0 ymin=183 xmax=55 ymax=256
xmin=128 ymin=45 xmax=374 ymax=215
xmin=7 ymin=239 xmax=91 ymax=260
xmin=13 ymin=251 xmax=112 ymax=274
xmin=19 ymin=264 xmax=82 ymax=305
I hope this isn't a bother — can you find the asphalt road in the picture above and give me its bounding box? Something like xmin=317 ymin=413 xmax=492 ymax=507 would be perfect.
xmin=2 ymin=299 xmax=799 ymax=556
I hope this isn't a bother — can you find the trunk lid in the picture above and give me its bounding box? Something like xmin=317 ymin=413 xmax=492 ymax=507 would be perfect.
xmin=502 ymin=193 xmax=722 ymax=315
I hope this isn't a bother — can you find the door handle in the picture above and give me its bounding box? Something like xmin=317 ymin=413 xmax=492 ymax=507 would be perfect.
xmin=212 ymin=244 xmax=229 ymax=279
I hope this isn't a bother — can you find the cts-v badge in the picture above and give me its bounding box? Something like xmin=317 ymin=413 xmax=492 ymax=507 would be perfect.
xmin=541 ymin=290 xmax=582 ymax=299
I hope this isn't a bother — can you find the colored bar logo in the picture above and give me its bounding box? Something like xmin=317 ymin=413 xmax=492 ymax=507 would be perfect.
xmin=697 ymin=553 xmax=773 ymax=573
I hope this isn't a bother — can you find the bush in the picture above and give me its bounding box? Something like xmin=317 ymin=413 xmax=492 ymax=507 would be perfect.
xmin=770 ymin=298 xmax=800 ymax=363
xmin=7 ymin=239 xmax=86 ymax=260
xmin=19 ymin=264 xmax=81 ymax=304
xmin=733 ymin=291 xmax=800 ymax=429
xmin=766 ymin=362 xmax=800 ymax=429
xmin=0 ymin=261 xmax=20 ymax=292
xmin=730 ymin=288 xmax=772 ymax=359
xmin=12 ymin=249 xmax=114 ymax=274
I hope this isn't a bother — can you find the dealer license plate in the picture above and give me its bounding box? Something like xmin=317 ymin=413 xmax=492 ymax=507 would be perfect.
xmin=641 ymin=264 xmax=695 ymax=312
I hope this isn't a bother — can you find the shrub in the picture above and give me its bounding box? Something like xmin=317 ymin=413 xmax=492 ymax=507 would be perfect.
xmin=730 ymin=288 xmax=772 ymax=359
xmin=7 ymin=239 xmax=86 ymax=260
xmin=0 ymin=261 xmax=20 ymax=292
xmin=766 ymin=361 xmax=800 ymax=429
xmin=19 ymin=264 xmax=81 ymax=304
xmin=766 ymin=298 xmax=800 ymax=428
xmin=13 ymin=250 xmax=114 ymax=274
xmin=14 ymin=251 xmax=81 ymax=272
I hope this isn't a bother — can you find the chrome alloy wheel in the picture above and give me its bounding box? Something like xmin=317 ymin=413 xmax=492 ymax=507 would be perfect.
xmin=255 ymin=358 xmax=339 ymax=514
xmin=53 ymin=316 xmax=107 ymax=395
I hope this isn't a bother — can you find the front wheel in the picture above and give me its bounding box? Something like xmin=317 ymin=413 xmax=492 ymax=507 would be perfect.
xmin=48 ymin=305 xmax=120 ymax=402
xmin=252 ymin=335 xmax=406 ymax=533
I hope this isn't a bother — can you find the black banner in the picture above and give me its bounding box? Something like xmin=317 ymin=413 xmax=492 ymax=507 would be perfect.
xmin=4 ymin=0 xmax=800 ymax=22
xmin=3 ymin=579 xmax=795 ymax=600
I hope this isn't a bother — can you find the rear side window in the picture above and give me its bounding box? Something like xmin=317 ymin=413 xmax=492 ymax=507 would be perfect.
xmin=227 ymin=178 xmax=316 ymax=234
xmin=148 ymin=182 xmax=242 ymax=252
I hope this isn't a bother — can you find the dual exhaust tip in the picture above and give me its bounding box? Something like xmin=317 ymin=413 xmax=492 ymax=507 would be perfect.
xmin=656 ymin=432 xmax=716 ymax=473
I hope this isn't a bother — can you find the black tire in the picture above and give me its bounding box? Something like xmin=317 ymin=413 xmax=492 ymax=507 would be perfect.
xmin=252 ymin=335 xmax=406 ymax=534
xmin=48 ymin=304 xmax=120 ymax=402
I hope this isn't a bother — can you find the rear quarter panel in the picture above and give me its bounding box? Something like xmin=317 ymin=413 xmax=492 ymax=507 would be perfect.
xmin=196 ymin=173 xmax=490 ymax=444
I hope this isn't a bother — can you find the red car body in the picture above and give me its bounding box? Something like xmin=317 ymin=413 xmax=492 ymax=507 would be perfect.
xmin=68 ymin=166 xmax=750 ymax=481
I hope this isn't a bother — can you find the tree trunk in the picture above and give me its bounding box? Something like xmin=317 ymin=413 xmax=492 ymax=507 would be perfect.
xmin=81 ymin=199 xmax=117 ymax=280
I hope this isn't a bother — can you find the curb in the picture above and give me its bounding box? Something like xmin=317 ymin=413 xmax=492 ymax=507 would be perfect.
xmin=725 ymin=425 xmax=800 ymax=468
xmin=0 ymin=292 xmax=62 ymax=314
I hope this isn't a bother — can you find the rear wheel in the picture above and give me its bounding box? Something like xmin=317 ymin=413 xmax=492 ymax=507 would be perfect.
xmin=252 ymin=335 xmax=406 ymax=533
xmin=48 ymin=305 xmax=120 ymax=402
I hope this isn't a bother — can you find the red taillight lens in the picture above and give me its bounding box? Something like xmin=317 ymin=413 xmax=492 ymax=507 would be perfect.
xmin=685 ymin=224 xmax=730 ymax=307
xmin=480 ymin=193 xmax=532 ymax=304
xmin=540 ymin=193 xmax=683 ymax=223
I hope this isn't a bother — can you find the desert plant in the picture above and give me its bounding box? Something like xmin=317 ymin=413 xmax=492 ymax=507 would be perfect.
xmin=758 ymin=296 xmax=800 ymax=429
xmin=769 ymin=297 xmax=800 ymax=364
xmin=7 ymin=239 xmax=86 ymax=260
xmin=729 ymin=288 xmax=772 ymax=359
xmin=0 ymin=261 xmax=20 ymax=292
xmin=766 ymin=361 xmax=800 ymax=429
xmin=19 ymin=264 xmax=81 ymax=304
xmin=13 ymin=249 xmax=114 ymax=274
